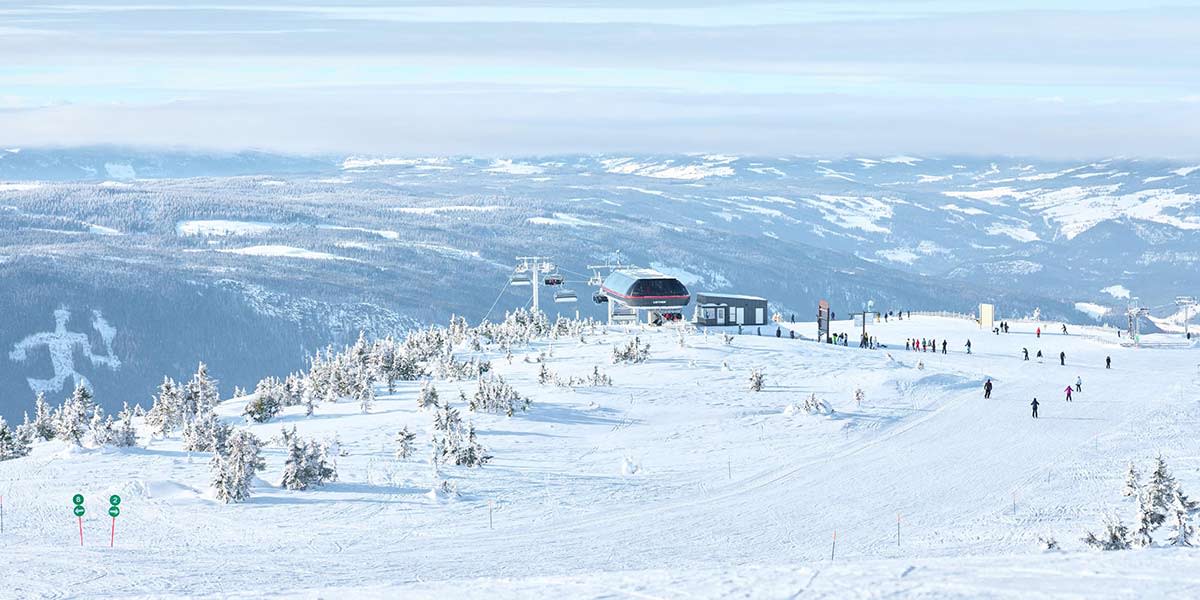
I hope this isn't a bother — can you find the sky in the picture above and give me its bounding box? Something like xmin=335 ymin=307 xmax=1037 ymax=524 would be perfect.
xmin=1 ymin=1 xmax=1199 ymax=157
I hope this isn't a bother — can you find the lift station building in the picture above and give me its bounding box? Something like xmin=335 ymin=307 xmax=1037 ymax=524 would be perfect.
xmin=693 ymin=293 xmax=768 ymax=326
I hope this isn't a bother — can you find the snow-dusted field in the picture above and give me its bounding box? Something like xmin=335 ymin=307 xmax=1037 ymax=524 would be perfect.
xmin=2 ymin=316 xmax=1199 ymax=598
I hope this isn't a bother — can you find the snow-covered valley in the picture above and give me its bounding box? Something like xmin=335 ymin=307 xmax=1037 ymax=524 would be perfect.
xmin=2 ymin=314 xmax=1198 ymax=598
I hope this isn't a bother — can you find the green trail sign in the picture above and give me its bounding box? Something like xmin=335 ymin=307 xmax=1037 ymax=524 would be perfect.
xmin=73 ymin=505 xmax=85 ymax=517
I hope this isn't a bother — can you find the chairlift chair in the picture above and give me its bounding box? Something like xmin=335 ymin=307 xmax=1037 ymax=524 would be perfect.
xmin=509 ymin=272 xmax=531 ymax=286
xmin=544 ymin=272 xmax=564 ymax=286
xmin=592 ymin=291 xmax=608 ymax=304
xmin=554 ymin=289 xmax=578 ymax=303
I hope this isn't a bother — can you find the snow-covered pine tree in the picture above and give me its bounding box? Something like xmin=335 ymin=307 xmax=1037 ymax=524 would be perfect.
xmin=417 ymin=380 xmax=438 ymax=411
xmin=748 ymin=369 xmax=765 ymax=392
xmin=31 ymin=392 xmax=55 ymax=441
xmin=456 ymin=423 xmax=492 ymax=467
xmin=1132 ymin=491 xmax=1159 ymax=547
xmin=854 ymin=388 xmax=866 ymax=407
xmin=1145 ymin=455 xmax=1176 ymax=524
xmin=1167 ymin=493 xmax=1196 ymax=547
xmin=243 ymin=377 xmax=285 ymax=423
xmin=0 ymin=416 xmax=32 ymax=461
xmin=112 ymin=402 xmax=138 ymax=447
xmin=538 ymin=363 xmax=553 ymax=385
xmin=588 ymin=366 xmax=612 ymax=386
xmin=146 ymin=376 xmax=182 ymax=438
xmin=355 ymin=367 xmax=375 ymax=414
xmin=55 ymin=383 xmax=94 ymax=445
xmin=187 ymin=362 xmax=221 ymax=414
xmin=88 ymin=405 xmax=115 ymax=446
xmin=395 ymin=426 xmax=417 ymax=461
xmin=1082 ymin=514 xmax=1132 ymax=551
xmin=1122 ymin=461 xmax=1141 ymax=497
xmin=211 ymin=430 xmax=264 ymax=503
xmin=280 ymin=435 xmax=309 ymax=490
xmin=304 ymin=439 xmax=337 ymax=485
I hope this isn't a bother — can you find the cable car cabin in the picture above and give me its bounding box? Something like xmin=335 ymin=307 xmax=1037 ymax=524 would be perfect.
xmin=600 ymin=268 xmax=690 ymax=309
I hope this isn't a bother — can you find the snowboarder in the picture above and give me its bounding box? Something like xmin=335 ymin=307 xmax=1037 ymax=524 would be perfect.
xmin=984 ymin=379 xmax=993 ymax=399
xmin=1022 ymin=347 xmax=1029 ymax=361
xmin=1075 ymin=376 xmax=1082 ymax=393
xmin=965 ymin=339 xmax=972 ymax=354
xmin=1106 ymin=356 xmax=1111 ymax=369
xmin=1064 ymin=385 xmax=1073 ymax=402
xmin=1031 ymin=398 xmax=1040 ymax=418
xmin=1059 ymin=351 xmax=1065 ymax=366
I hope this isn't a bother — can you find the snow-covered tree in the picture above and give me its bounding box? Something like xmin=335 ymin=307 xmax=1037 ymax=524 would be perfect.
xmin=1167 ymin=493 xmax=1196 ymax=547
xmin=1082 ymin=515 xmax=1131 ymax=551
xmin=588 ymin=366 xmax=613 ymax=387
xmin=146 ymin=377 xmax=182 ymax=438
xmin=55 ymin=383 xmax=94 ymax=445
xmin=186 ymin=362 xmax=221 ymax=414
xmin=748 ymin=369 xmax=765 ymax=392
xmin=417 ymin=381 xmax=438 ymax=411
xmin=612 ymin=337 xmax=651 ymax=364
xmin=280 ymin=434 xmax=337 ymax=490
xmin=457 ymin=424 xmax=492 ymax=468
xmin=802 ymin=393 xmax=833 ymax=415
xmin=112 ymin=402 xmax=138 ymax=448
xmin=1132 ymin=491 xmax=1160 ymax=547
xmin=0 ymin=417 xmax=32 ymax=461
xmin=395 ymin=426 xmax=417 ymax=461
xmin=854 ymin=388 xmax=866 ymax=407
xmin=88 ymin=405 xmax=115 ymax=446
xmin=30 ymin=392 xmax=55 ymax=441
xmin=280 ymin=435 xmax=310 ymax=490
xmin=243 ymin=377 xmax=286 ymax=423
xmin=355 ymin=367 xmax=375 ymax=414
xmin=1122 ymin=461 xmax=1141 ymax=498
xmin=211 ymin=430 xmax=264 ymax=503
xmin=184 ymin=408 xmax=231 ymax=453
xmin=538 ymin=363 xmax=553 ymax=385
xmin=469 ymin=375 xmax=528 ymax=416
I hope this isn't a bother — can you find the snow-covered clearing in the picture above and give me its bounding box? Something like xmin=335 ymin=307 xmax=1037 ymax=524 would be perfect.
xmin=2 ymin=316 xmax=1200 ymax=598
xmin=216 ymin=245 xmax=356 ymax=261
xmin=176 ymin=220 xmax=277 ymax=237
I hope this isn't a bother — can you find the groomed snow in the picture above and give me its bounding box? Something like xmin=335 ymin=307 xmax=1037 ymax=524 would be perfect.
xmin=3 ymin=316 xmax=1200 ymax=598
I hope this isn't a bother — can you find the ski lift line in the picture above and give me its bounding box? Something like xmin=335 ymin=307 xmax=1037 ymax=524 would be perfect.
xmin=482 ymin=273 xmax=518 ymax=323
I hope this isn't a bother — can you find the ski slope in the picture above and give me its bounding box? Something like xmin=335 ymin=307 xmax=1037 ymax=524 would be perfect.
xmin=2 ymin=316 xmax=1199 ymax=598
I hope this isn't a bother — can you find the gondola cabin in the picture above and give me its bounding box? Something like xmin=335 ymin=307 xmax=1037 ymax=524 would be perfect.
xmin=600 ymin=268 xmax=690 ymax=309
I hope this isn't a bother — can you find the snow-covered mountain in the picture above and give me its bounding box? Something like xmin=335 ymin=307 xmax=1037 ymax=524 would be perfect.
xmin=2 ymin=148 xmax=1198 ymax=422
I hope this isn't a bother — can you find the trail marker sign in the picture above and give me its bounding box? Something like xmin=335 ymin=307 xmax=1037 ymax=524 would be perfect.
xmin=109 ymin=494 xmax=121 ymax=547
xmin=72 ymin=493 xmax=85 ymax=546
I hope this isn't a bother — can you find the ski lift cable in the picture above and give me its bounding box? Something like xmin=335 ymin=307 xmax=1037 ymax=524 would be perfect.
xmin=482 ymin=268 xmax=521 ymax=323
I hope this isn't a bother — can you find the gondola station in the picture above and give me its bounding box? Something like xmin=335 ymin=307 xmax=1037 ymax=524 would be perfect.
xmin=692 ymin=293 xmax=768 ymax=326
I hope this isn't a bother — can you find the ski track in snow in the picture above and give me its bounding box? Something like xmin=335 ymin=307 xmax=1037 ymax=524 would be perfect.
xmin=2 ymin=316 xmax=1200 ymax=598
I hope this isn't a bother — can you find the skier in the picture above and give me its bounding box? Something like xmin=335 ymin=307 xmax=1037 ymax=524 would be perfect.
xmin=1075 ymin=376 xmax=1082 ymax=393
xmin=1023 ymin=347 xmax=1029 ymax=361
xmin=965 ymin=339 xmax=972 ymax=354
xmin=1064 ymin=385 xmax=1073 ymax=402
xmin=1036 ymin=327 xmax=1041 ymax=338
xmin=1031 ymin=397 xmax=1040 ymax=418
xmin=906 ymin=339 xmax=911 ymax=351
xmin=1106 ymin=356 xmax=1111 ymax=369
xmin=984 ymin=378 xmax=993 ymax=399
xmin=1061 ymin=324 xmax=1068 ymax=335
xmin=942 ymin=340 xmax=947 ymax=354
xmin=1059 ymin=351 xmax=1065 ymax=366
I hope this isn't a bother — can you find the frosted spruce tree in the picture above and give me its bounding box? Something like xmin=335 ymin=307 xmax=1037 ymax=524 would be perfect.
xmin=211 ymin=430 xmax=265 ymax=503
xmin=0 ymin=417 xmax=32 ymax=461
xmin=88 ymin=405 xmax=115 ymax=446
xmin=416 ymin=381 xmax=438 ymax=411
xmin=1168 ymin=493 xmax=1196 ymax=547
xmin=355 ymin=367 xmax=375 ymax=414
xmin=1082 ymin=514 xmax=1132 ymax=551
xmin=146 ymin=377 xmax=182 ymax=438
xmin=55 ymin=383 xmax=95 ymax=445
xmin=395 ymin=426 xmax=417 ymax=461
xmin=1122 ymin=462 xmax=1141 ymax=497
xmin=112 ymin=402 xmax=138 ymax=448
xmin=186 ymin=362 xmax=221 ymax=415
xmin=30 ymin=392 xmax=56 ymax=441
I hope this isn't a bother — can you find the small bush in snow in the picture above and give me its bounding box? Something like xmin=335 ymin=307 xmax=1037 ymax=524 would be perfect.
xmin=802 ymin=393 xmax=833 ymax=415
xmin=1038 ymin=536 xmax=1060 ymax=551
xmin=469 ymin=375 xmax=528 ymax=416
xmin=587 ymin=366 xmax=613 ymax=387
xmin=748 ymin=369 xmax=765 ymax=392
xmin=612 ymin=337 xmax=650 ymax=364
xmin=1082 ymin=515 xmax=1132 ymax=551
xmin=722 ymin=334 xmax=733 ymax=346
xmin=538 ymin=363 xmax=554 ymax=385
xmin=854 ymin=388 xmax=866 ymax=407
xmin=395 ymin=426 xmax=417 ymax=461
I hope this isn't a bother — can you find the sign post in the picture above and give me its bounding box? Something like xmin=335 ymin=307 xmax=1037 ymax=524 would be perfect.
xmin=109 ymin=495 xmax=121 ymax=547
xmin=817 ymin=300 xmax=830 ymax=342
xmin=72 ymin=494 xmax=85 ymax=546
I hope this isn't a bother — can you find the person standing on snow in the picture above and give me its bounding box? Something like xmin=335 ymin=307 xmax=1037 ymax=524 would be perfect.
xmin=1059 ymin=351 xmax=1065 ymax=366
xmin=1064 ymin=385 xmax=1073 ymax=402
xmin=1106 ymin=356 xmax=1111 ymax=369
xmin=1023 ymin=348 xmax=1030 ymax=361
xmin=965 ymin=339 xmax=972 ymax=354
xmin=942 ymin=340 xmax=947 ymax=354
xmin=1031 ymin=398 xmax=1040 ymax=418
xmin=1075 ymin=376 xmax=1082 ymax=393
xmin=984 ymin=378 xmax=993 ymax=399
xmin=1061 ymin=324 xmax=1069 ymax=335
xmin=1036 ymin=327 xmax=1041 ymax=338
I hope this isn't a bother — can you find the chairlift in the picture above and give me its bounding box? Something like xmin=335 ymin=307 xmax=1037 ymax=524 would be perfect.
xmin=544 ymin=272 xmax=564 ymax=286
xmin=588 ymin=273 xmax=603 ymax=286
xmin=592 ymin=291 xmax=608 ymax=304
xmin=509 ymin=272 xmax=531 ymax=286
xmin=554 ymin=289 xmax=578 ymax=303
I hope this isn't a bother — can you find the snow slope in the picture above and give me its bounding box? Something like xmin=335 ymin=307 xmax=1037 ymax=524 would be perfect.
xmin=2 ymin=316 xmax=1199 ymax=598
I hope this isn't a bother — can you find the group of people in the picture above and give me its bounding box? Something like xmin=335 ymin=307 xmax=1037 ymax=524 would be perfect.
xmin=859 ymin=333 xmax=881 ymax=349
xmin=990 ymin=321 xmax=1013 ymax=335
xmin=984 ymin=375 xmax=1084 ymax=418
xmin=905 ymin=337 xmax=948 ymax=353
xmin=882 ymin=310 xmax=912 ymax=323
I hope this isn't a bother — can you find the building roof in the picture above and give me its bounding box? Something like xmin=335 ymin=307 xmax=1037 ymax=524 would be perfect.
xmin=697 ymin=292 xmax=767 ymax=301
